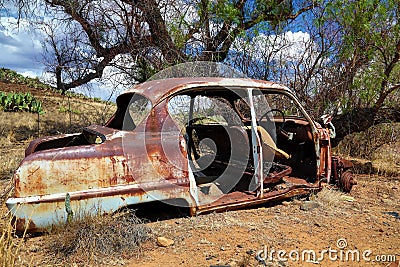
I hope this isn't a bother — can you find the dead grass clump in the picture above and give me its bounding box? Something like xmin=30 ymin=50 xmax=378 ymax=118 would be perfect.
xmin=0 ymin=216 xmax=29 ymax=267
xmin=334 ymin=122 xmax=400 ymax=176
xmin=310 ymin=187 xmax=343 ymax=207
xmin=51 ymin=211 xmax=150 ymax=265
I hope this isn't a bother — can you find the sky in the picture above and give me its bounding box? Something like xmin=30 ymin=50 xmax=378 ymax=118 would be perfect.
xmin=0 ymin=3 xmax=312 ymax=102
xmin=0 ymin=14 xmax=44 ymax=77
xmin=0 ymin=6 xmax=124 ymax=101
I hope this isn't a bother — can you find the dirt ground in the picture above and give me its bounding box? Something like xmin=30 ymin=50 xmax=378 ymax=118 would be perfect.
xmin=14 ymin=173 xmax=399 ymax=267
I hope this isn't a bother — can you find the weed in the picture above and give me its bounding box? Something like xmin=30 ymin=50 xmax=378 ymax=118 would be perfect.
xmin=58 ymin=106 xmax=81 ymax=115
xmin=310 ymin=187 xmax=343 ymax=207
xmin=50 ymin=210 xmax=150 ymax=265
xmin=0 ymin=215 xmax=30 ymax=267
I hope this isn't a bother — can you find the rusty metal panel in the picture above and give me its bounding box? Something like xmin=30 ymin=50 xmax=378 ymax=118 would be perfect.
xmin=8 ymin=182 xmax=194 ymax=232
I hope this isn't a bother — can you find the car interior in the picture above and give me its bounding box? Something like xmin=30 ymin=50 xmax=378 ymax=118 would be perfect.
xmin=167 ymin=88 xmax=318 ymax=198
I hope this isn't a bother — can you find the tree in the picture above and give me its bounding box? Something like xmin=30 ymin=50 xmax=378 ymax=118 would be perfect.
xmin=322 ymin=0 xmax=400 ymax=139
xmin=326 ymin=0 xmax=399 ymax=111
xmin=224 ymin=0 xmax=399 ymax=139
xmin=8 ymin=0 xmax=315 ymax=93
xmin=226 ymin=2 xmax=345 ymax=117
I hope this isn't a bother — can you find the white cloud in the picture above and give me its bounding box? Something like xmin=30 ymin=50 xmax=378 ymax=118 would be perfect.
xmin=233 ymin=31 xmax=312 ymax=62
xmin=0 ymin=11 xmax=122 ymax=101
xmin=0 ymin=16 xmax=44 ymax=77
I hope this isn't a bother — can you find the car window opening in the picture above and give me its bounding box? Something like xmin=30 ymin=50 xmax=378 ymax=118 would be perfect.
xmin=167 ymin=88 xmax=318 ymax=201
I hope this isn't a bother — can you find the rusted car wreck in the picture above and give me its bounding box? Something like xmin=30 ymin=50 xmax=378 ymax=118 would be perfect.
xmin=7 ymin=77 xmax=356 ymax=232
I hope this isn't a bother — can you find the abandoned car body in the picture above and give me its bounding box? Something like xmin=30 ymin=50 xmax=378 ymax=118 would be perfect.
xmin=6 ymin=77 xmax=356 ymax=232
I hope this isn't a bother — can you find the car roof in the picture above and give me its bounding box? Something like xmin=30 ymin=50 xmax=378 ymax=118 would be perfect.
xmin=117 ymin=77 xmax=290 ymax=105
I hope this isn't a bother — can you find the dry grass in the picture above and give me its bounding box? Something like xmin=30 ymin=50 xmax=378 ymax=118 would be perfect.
xmin=50 ymin=210 xmax=150 ymax=266
xmin=334 ymin=122 xmax=400 ymax=176
xmin=372 ymin=142 xmax=400 ymax=165
xmin=310 ymin=187 xmax=343 ymax=207
xmin=0 ymin=96 xmax=115 ymax=140
xmin=335 ymin=123 xmax=400 ymax=159
xmin=0 ymin=218 xmax=19 ymax=267
xmin=0 ymin=214 xmax=30 ymax=267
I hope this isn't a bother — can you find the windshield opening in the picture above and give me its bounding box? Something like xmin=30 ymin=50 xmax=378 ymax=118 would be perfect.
xmin=106 ymin=93 xmax=152 ymax=131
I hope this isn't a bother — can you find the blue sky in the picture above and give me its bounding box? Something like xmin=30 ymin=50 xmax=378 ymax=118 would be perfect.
xmin=0 ymin=2 xmax=312 ymax=101
xmin=0 ymin=6 xmax=124 ymax=101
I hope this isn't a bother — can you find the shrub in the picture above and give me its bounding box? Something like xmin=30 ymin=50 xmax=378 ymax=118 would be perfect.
xmin=0 ymin=91 xmax=45 ymax=114
xmin=51 ymin=210 xmax=150 ymax=265
xmin=335 ymin=123 xmax=400 ymax=159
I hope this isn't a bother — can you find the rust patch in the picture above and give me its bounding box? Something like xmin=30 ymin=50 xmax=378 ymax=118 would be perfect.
xmin=13 ymin=217 xmax=38 ymax=233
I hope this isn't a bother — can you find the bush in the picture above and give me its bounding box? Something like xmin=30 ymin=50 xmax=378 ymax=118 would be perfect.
xmin=51 ymin=210 xmax=150 ymax=265
xmin=335 ymin=123 xmax=400 ymax=159
xmin=0 ymin=91 xmax=44 ymax=114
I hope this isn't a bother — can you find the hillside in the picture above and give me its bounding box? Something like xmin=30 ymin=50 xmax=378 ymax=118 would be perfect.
xmin=0 ymin=76 xmax=116 ymax=182
xmin=0 ymin=71 xmax=398 ymax=267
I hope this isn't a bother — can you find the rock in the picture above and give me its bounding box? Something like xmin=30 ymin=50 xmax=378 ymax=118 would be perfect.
xmin=384 ymin=211 xmax=400 ymax=219
xmin=157 ymin=236 xmax=174 ymax=247
xmin=282 ymin=201 xmax=291 ymax=206
xmin=300 ymin=201 xmax=320 ymax=211
xmin=199 ymin=238 xmax=213 ymax=245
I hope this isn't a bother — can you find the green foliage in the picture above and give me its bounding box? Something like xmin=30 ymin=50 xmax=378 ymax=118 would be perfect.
xmin=0 ymin=91 xmax=45 ymax=114
xmin=210 ymin=0 xmax=241 ymax=24
xmin=328 ymin=0 xmax=399 ymax=60
xmin=0 ymin=68 xmax=52 ymax=91
xmin=323 ymin=0 xmax=400 ymax=110
xmin=134 ymin=58 xmax=157 ymax=83
xmin=58 ymin=106 xmax=81 ymax=115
